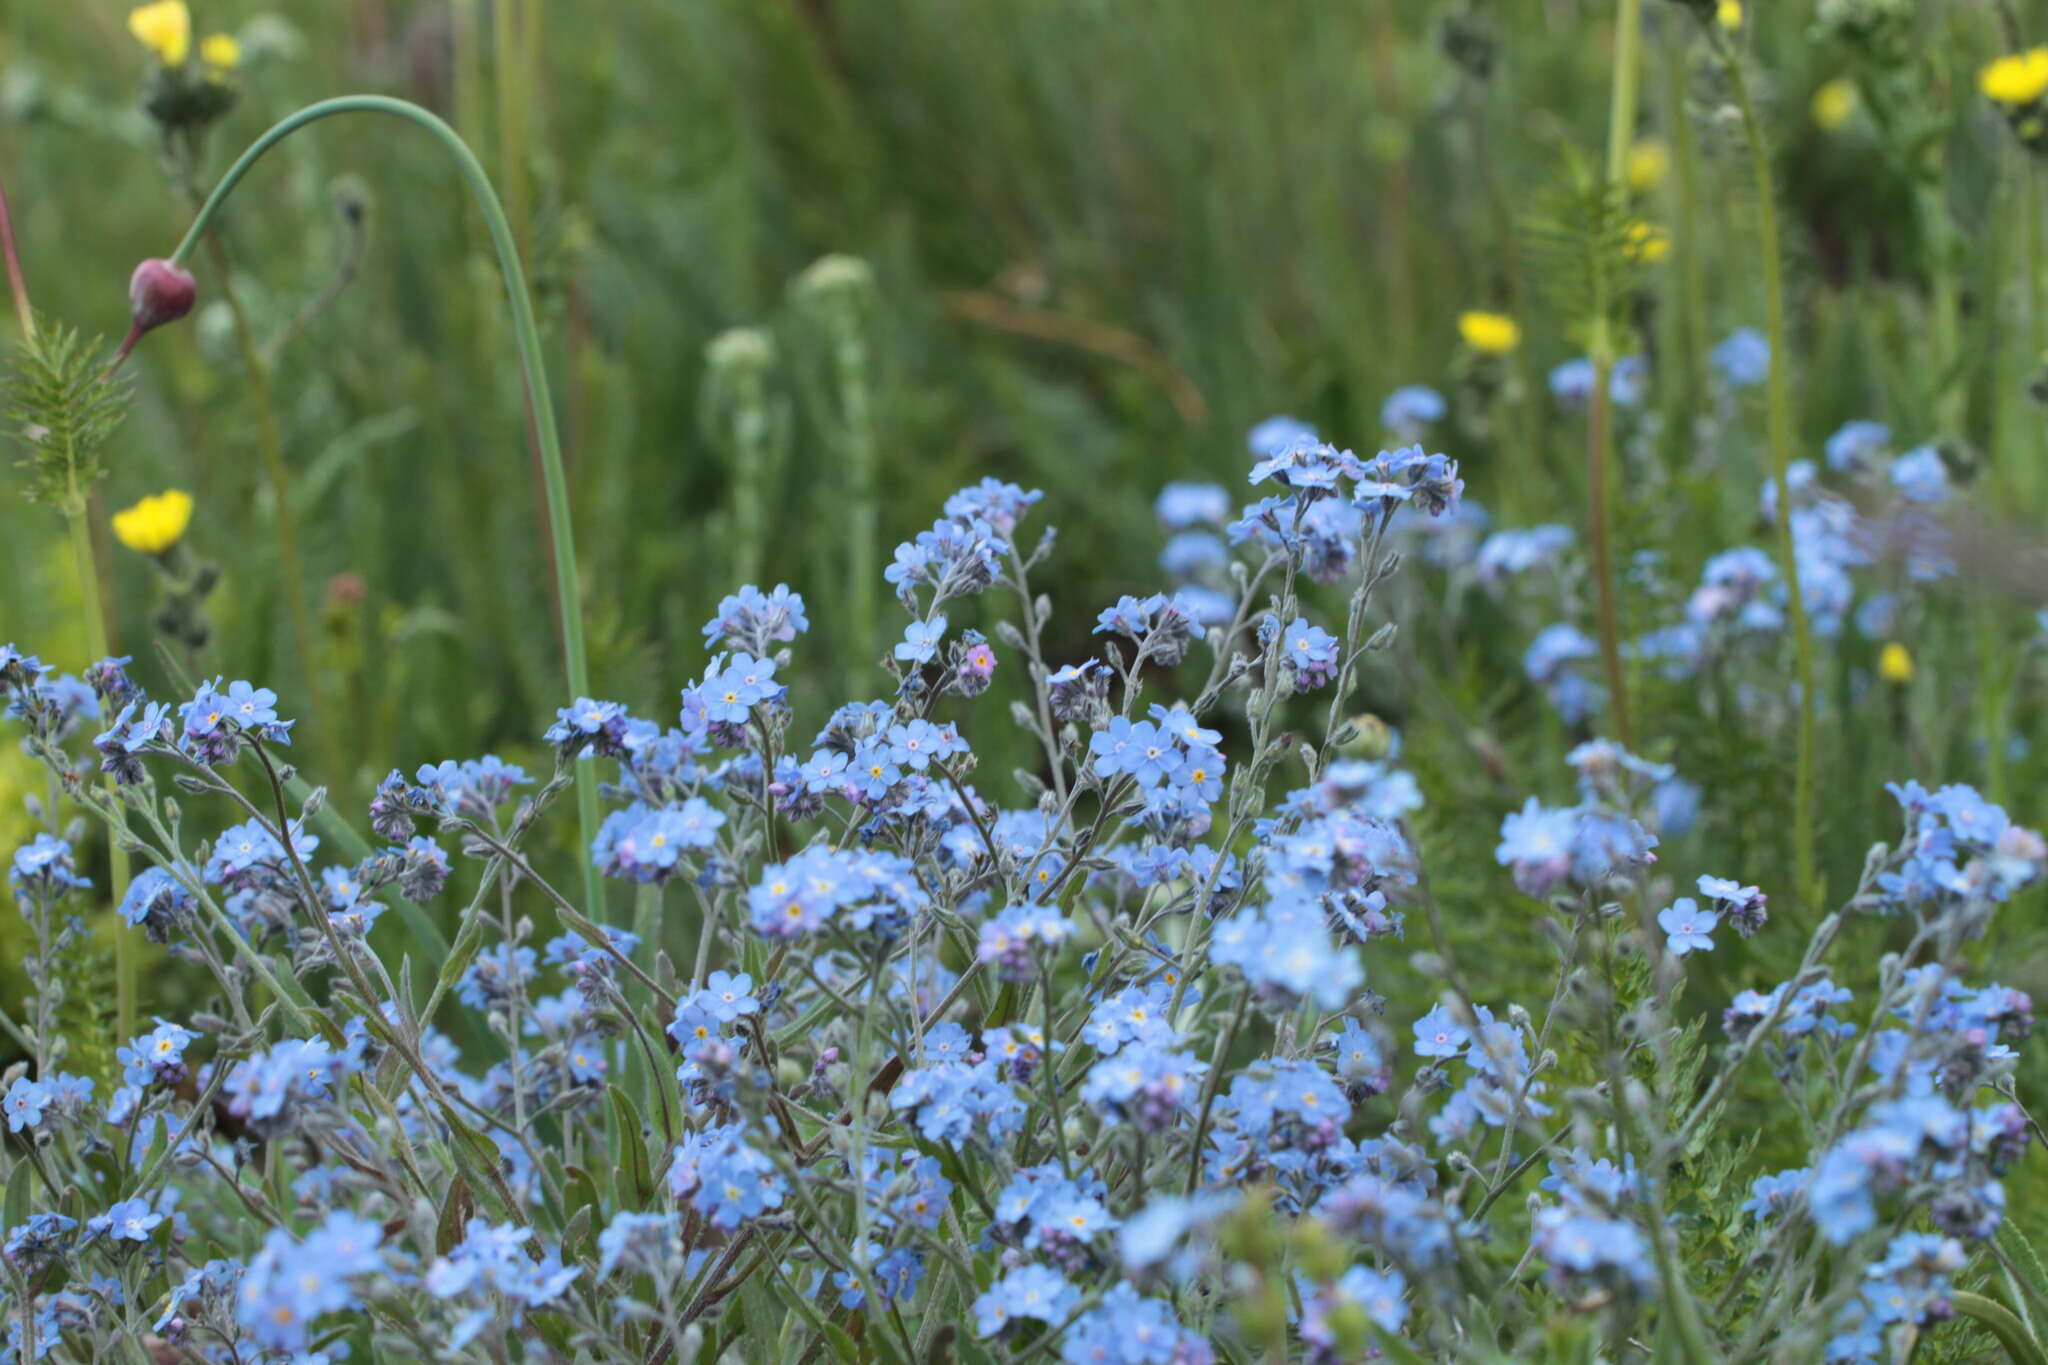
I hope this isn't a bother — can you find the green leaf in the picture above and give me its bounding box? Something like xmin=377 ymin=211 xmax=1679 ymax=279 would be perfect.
xmin=561 ymin=1202 xmax=594 ymax=1267
xmin=1953 ymin=1289 xmax=2048 ymax=1365
xmin=608 ymin=1085 xmax=655 ymax=1209
xmin=437 ymin=1107 xmax=519 ymax=1225
xmin=526 ymin=1311 xmax=575 ymax=1357
xmin=565 ymin=1165 xmax=602 ymax=1236
xmin=2001 ymin=1220 xmax=2048 ymax=1329
xmin=435 ymin=1174 xmax=475 ymax=1256
xmin=425 ymin=908 xmax=489 ymax=1022
xmin=5 ymin=1160 xmax=32 ymax=1232
xmin=1366 ymin=1325 xmax=1432 ymax=1365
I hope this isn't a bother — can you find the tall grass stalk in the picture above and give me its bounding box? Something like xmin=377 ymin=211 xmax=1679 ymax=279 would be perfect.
xmin=169 ymin=96 xmax=608 ymax=924
xmin=1588 ymin=0 xmax=1646 ymax=750
xmin=492 ymin=0 xmax=533 ymax=261
xmin=1716 ymin=32 xmax=1820 ymax=905
xmin=1665 ymin=25 xmax=1708 ymax=414
xmin=2027 ymin=166 xmax=2046 ymax=515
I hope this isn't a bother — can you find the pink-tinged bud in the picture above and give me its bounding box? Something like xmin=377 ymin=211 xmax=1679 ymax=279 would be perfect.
xmin=107 ymin=258 xmax=198 ymax=374
xmin=128 ymin=258 xmax=196 ymax=332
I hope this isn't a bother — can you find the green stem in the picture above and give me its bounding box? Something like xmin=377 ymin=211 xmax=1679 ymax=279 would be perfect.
xmin=1666 ymin=23 xmax=1708 ymax=416
xmin=1920 ymin=183 xmax=1964 ymax=436
xmin=837 ymin=322 xmax=877 ymax=676
xmin=1585 ymin=362 xmax=1633 ymax=747
xmin=1720 ymin=38 xmax=1819 ymax=906
xmin=492 ymin=0 xmax=532 ymax=262
xmin=1604 ymin=0 xmax=1644 ymax=188
xmin=1587 ymin=0 xmax=1645 ymax=749
xmin=2027 ymin=163 xmax=2046 ymax=516
xmin=170 ymin=95 xmax=607 ymax=923
xmin=64 ymin=499 xmax=135 ymax=1041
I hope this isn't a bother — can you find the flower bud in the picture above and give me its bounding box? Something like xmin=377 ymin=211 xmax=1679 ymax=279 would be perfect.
xmin=129 ymin=258 xmax=197 ymax=333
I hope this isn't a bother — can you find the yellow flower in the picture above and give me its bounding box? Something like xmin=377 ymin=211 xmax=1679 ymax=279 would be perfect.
xmin=1626 ymin=140 xmax=1669 ymax=195
xmin=1716 ymin=0 xmax=1742 ymax=29
xmin=1623 ymin=220 xmax=1670 ymax=265
xmin=1878 ymin=642 xmax=1913 ymax=686
xmin=200 ymin=33 xmax=240 ymax=70
xmin=111 ymin=490 xmax=194 ymax=555
xmin=1458 ymin=311 xmax=1520 ymax=355
xmin=127 ymin=1 xmax=191 ymax=66
xmin=1811 ymin=78 xmax=1858 ymax=131
xmin=1981 ymin=48 xmax=2048 ymax=107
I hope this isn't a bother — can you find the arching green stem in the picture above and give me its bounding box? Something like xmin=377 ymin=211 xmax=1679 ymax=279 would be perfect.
xmin=171 ymin=95 xmax=607 ymax=923
xmin=1717 ymin=39 xmax=1819 ymax=906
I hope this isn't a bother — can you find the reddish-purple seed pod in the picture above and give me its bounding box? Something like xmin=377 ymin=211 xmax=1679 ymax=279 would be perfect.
xmin=128 ymin=257 xmax=197 ymax=332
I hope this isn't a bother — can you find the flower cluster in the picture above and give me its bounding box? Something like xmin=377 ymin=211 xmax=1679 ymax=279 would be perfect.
xmin=0 ymin=417 xmax=2041 ymax=1365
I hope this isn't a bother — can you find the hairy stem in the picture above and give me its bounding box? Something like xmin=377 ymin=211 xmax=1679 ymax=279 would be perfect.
xmin=65 ymin=494 xmax=135 ymax=1040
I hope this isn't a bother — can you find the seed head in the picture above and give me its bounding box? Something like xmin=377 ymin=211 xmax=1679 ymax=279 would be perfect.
xmin=128 ymin=258 xmax=196 ymax=333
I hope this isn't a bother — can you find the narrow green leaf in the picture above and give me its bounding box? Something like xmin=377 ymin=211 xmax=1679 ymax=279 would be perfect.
xmin=2001 ymin=1221 xmax=2048 ymax=1328
xmin=608 ymin=1085 xmax=655 ymax=1209
xmin=1367 ymin=1325 xmax=1432 ymax=1365
xmin=1954 ymin=1289 xmax=2048 ymax=1365
xmin=4 ymin=1160 xmax=32 ymax=1232
xmin=435 ymin=1174 xmax=475 ymax=1256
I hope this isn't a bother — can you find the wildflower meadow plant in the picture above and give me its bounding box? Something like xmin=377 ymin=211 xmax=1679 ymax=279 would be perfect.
xmin=3 ymin=407 xmax=2046 ymax=1364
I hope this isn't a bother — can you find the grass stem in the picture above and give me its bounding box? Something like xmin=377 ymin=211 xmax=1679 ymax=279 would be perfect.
xmin=1717 ymin=33 xmax=1820 ymax=906
xmin=170 ymin=95 xmax=608 ymax=924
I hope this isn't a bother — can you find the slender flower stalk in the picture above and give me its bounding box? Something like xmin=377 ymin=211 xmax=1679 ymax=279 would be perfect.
xmin=492 ymin=0 xmax=534 ymax=261
xmin=65 ymin=495 xmax=137 ymax=1041
xmin=1665 ymin=24 xmax=1708 ymax=416
xmin=1587 ymin=0 xmax=1646 ymax=749
xmin=1713 ymin=31 xmax=1820 ymax=906
xmin=168 ymin=95 xmax=607 ymax=921
xmin=0 ymin=176 xmax=34 ymax=342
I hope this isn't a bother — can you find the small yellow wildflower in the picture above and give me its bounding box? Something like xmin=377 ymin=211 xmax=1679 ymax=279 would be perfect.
xmin=1716 ymin=0 xmax=1742 ymax=30
xmin=200 ymin=33 xmax=241 ymax=70
xmin=111 ymin=490 xmax=194 ymax=555
xmin=1878 ymin=642 xmax=1913 ymax=686
xmin=1623 ymin=221 xmax=1670 ymax=265
xmin=1625 ymin=140 xmax=1669 ymax=195
xmin=127 ymin=2 xmax=191 ymax=66
xmin=1809 ymin=79 xmax=1858 ymax=131
xmin=1981 ymin=48 xmax=2048 ymax=107
xmin=1457 ymin=311 xmax=1520 ymax=355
